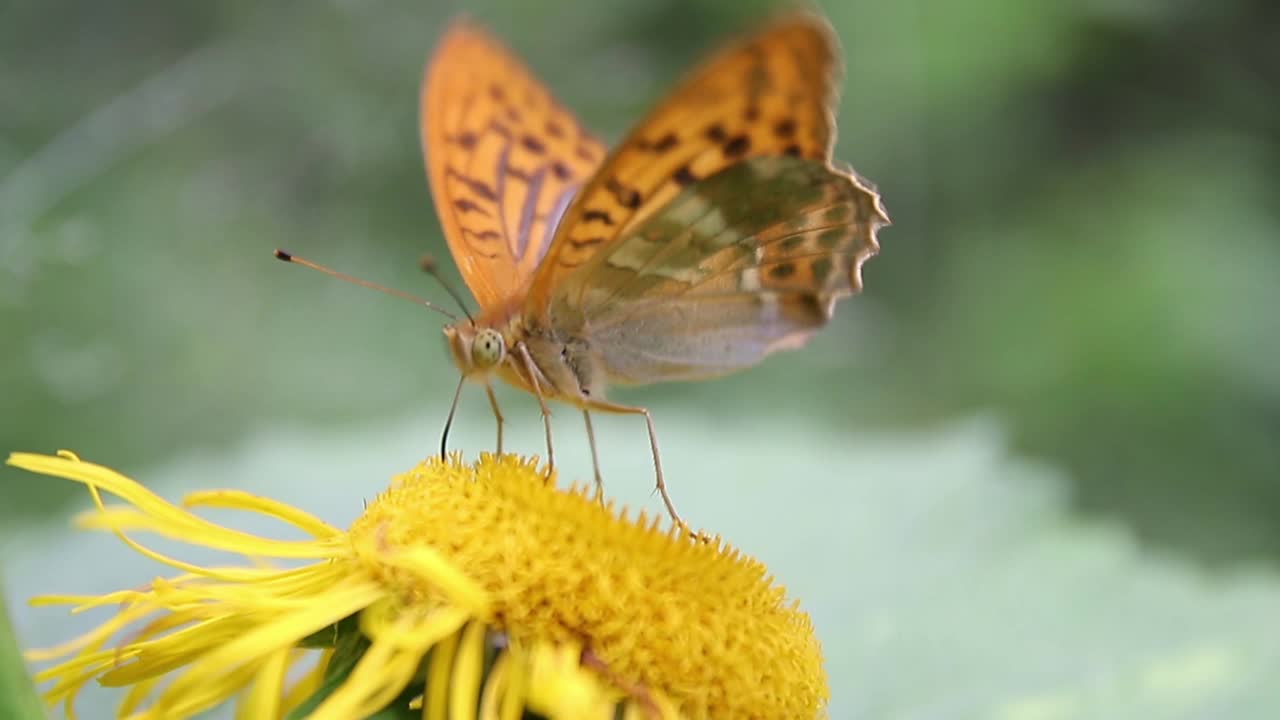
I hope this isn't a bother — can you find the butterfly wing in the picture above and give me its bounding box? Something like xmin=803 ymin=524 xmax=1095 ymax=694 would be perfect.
xmin=422 ymin=21 xmax=606 ymax=312
xmin=554 ymin=155 xmax=888 ymax=384
xmin=525 ymin=14 xmax=843 ymax=310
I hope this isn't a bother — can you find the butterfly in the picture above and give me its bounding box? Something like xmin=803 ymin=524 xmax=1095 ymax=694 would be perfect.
xmin=420 ymin=13 xmax=889 ymax=529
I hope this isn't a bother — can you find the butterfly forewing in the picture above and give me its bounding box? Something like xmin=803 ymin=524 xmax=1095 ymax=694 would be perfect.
xmin=552 ymin=155 xmax=887 ymax=383
xmin=526 ymin=14 xmax=842 ymax=311
xmin=423 ymin=22 xmax=606 ymax=311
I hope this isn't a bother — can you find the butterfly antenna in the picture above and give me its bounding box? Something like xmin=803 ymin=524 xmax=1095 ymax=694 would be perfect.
xmin=440 ymin=373 xmax=466 ymax=459
xmin=273 ymin=249 xmax=458 ymax=321
xmin=419 ymin=255 xmax=475 ymax=324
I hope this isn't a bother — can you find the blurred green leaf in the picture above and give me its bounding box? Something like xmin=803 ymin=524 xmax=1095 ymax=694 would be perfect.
xmin=284 ymin=628 xmax=369 ymax=720
xmin=0 ymin=587 xmax=44 ymax=720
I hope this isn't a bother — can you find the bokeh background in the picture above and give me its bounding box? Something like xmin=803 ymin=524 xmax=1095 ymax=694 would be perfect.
xmin=3 ymin=0 xmax=1278 ymax=717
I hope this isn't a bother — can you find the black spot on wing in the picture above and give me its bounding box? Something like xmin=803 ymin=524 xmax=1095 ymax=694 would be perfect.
xmin=768 ymin=263 xmax=796 ymax=279
xmin=454 ymin=199 xmax=490 ymax=216
xmin=723 ymin=134 xmax=751 ymax=158
xmin=521 ymin=135 xmax=547 ymax=154
xmin=817 ymin=228 xmax=845 ymax=249
xmin=447 ymin=169 xmax=497 ymax=201
xmin=824 ymin=205 xmax=852 ymax=223
xmin=582 ymin=209 xmax=615 ymax=225
xmin=605 ymin=178 xmax=642 ymax=209
xmin=650 ymin=132 xmax=678 ymax=152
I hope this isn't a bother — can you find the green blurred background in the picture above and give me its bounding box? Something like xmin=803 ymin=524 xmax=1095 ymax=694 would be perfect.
xmin=3 ymin=0 xmax=1279 ymax=717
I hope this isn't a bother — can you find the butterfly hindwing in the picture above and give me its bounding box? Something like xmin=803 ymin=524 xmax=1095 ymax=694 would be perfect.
xmin=525 ymin=14 xmax=842 ymax=311
xmin=422 ymin=22 xmax=605 ymax=311
xmin=552 ymin=156 xmax=888 ymax=384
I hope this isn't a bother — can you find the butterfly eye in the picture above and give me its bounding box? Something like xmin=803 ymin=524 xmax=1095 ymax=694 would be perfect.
xmin=471 ymin=329 xmax=505 ymax=369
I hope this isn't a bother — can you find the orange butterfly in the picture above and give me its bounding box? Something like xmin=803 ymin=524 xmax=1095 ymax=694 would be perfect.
xmin=283 ymin=14 xmax=882 ymax=531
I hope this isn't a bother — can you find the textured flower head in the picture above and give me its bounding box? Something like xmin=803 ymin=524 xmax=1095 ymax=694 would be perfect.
xmin=8 ymin=450 xmax=828 ymax=719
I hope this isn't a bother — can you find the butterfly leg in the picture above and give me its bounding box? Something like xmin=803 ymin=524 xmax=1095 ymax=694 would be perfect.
xmin=440 ymin=374 xmax=467 ymax=460
xmin=514 ymin=342 xmax=556 ymax=479
xmin=587 ymin=399 xmax=700 ymax=538
xmin=581 ymin=409 xmax=605 ymax=499
xmin=484 ymin=383 xmax=504 ymax=455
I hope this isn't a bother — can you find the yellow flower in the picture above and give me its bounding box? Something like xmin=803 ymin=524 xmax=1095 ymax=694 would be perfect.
xmin=8 ymin=450 xmax=828 ymax=719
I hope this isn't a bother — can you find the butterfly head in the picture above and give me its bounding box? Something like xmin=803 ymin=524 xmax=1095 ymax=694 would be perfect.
xmin=444 ymin=323 xmax=507 ymax=377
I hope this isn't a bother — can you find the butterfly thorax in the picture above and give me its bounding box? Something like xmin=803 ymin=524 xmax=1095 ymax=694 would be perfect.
xmin=443 ymin=312 xmax=606 ymax=407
